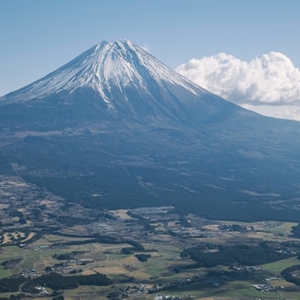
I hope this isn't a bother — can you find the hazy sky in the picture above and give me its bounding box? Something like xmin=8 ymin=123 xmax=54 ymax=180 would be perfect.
xmin=1 ymin=0 xmax=300 ymax=119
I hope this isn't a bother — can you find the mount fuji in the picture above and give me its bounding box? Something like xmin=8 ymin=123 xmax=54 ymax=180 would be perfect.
xmin=1 ymin=40 xmax=300 ymax=221
xmin=1 ymin=40 xmax=240 ymax=127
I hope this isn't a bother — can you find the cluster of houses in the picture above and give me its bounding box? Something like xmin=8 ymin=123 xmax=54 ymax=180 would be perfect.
xmin=34 ymin=285 xmax=49 ymax=296
xmin=109 ymin=280 xmax=198 ymax=299
xmin=108 ymin=285 xmax=194 ymax=300
xmin=251 ymin=284 xmax=274 ymax=292
xmin=20 ymin=268 xmax=38 ymax=279
xmin=154 ymin=295 xmax=193 ymax=300
xmin=148 ymin=275 xmax=202 ymax=293
xmin=44 ymin=259 xmax=85 ymax=275
xmin=231 ymin=265 xmax=262 ymax=271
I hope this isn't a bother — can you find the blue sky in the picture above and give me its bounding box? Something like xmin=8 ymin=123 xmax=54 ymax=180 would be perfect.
xmin=1 ymin=0 xmax=300 ymax=97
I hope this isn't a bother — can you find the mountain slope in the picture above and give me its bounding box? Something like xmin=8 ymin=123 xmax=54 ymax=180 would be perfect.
xmin=1 ymin=40 xmax=300 ymax=221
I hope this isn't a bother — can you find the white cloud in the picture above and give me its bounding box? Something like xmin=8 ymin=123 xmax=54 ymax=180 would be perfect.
xmin=176 ymin=52 xmax=300 ymax=120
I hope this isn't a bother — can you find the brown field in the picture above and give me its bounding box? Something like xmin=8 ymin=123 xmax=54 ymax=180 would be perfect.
xmin=0 ymin=203 xmax=9 ymax=209
xmin=202 ymin=224 xmax=220 ymax=231
xmin=6 ymin=181 xmax=28 ymax=187
xmin=2 ymin=231 xmax=26 ymax=244
xmin=270 ymin=279 xmax=295 ymax=287
xmin=62 ymin=225 xmax=90 ymax=235
xmin=39 ymin=199 xmax=56 ymax=207
xmin=110 ymin=209 xmax=135 ymax=220
xmin=93 ymin=265 xmax=129 ymax=275
xmin=167 ymin=221 xmax=177 ymax=227
xmin=22 ymin=232 xmax=36 ymax=242
xmin=2 ymin=234 xmax=10 ymax=244
xmin=81 ymin=269 xmax=97 ymax=275
xmin=149 ymin=234 xmax=174 ymax=243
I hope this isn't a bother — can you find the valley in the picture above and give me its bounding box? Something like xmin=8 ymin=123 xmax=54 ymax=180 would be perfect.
xmin=1 ymin=175 xmax=300 ymax=299
xmin=1 ymin=40 xmax=300 ymax=299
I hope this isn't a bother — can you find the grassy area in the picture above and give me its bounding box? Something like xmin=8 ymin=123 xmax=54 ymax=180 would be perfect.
xmin=0 ymin=268 xmax=10 ymax=278
xmin=281 ymin=290 xmax=300 ymax=300
xmin=262 ymin=221 xmax=297 ymax=236
xmin=141 ymin=244 xmax=185 ymax=278
xmin=63 ymin=285 xmax=113 ymax=300
xmin=160 ymin=279 xmax=284 ymax=299
xmin=100 ymin=243 xmax=187 ymax=280
xmin=220 ymin=220 xmax=297 ymax=235
xmin=262 ymin=256 xmax=300 ymax=274
xmin=1 ymin=224 xmax=300 ymax=299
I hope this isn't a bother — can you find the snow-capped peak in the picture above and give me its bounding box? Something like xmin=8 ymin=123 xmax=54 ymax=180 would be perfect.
xmin=1 ymin=40 xmax=207 ymax=106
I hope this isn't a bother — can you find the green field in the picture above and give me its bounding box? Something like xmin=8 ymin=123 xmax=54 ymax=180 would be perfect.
xmin=263 ymin=256 xmax=300 ymax=274
xmin=1 ymin=224 xmax=300 ymax=299
xmin=158 ymin=280 xmax=283 ymax=299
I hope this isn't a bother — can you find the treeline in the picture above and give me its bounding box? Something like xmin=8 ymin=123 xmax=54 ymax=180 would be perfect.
xmin=135 ymin=254 xmax=151 ymax=262
xmin=179 ymin=243 xmax=293 ymax=269
xmin=0 ymin=272 xmax=112 ymax=293
xmin=0 ymin=277 xmax=27 ymax=293
xmin=52 ymin=236 xmax=120 ymax=247
xmin=281 ymin=265 xmax=300 ymax=286
xmin=52 ymin=234 xmax=145 ymax=249
xmin=121 ymin=240 xmax=157 ymax=255
xmin=1 ymin=258 xmax=22 ymax=269
xmin=57 ymin=216 xmax=97 ymax=227
xmin=53 ymin=251 xmax=85 ymax=261
xmin=23 ymin=272 xmax=112 ymax=291
xmin=0 ymin=272 xmax=113 ymax=293
xmin=121 ymin=240 xmax=145 ymax=255
xmin=292 ymin=223 xmax=300 ymax=238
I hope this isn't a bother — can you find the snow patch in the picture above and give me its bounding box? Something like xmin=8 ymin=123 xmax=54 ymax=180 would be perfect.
xmin=0 ymin=40 xmax=207 ymax=106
